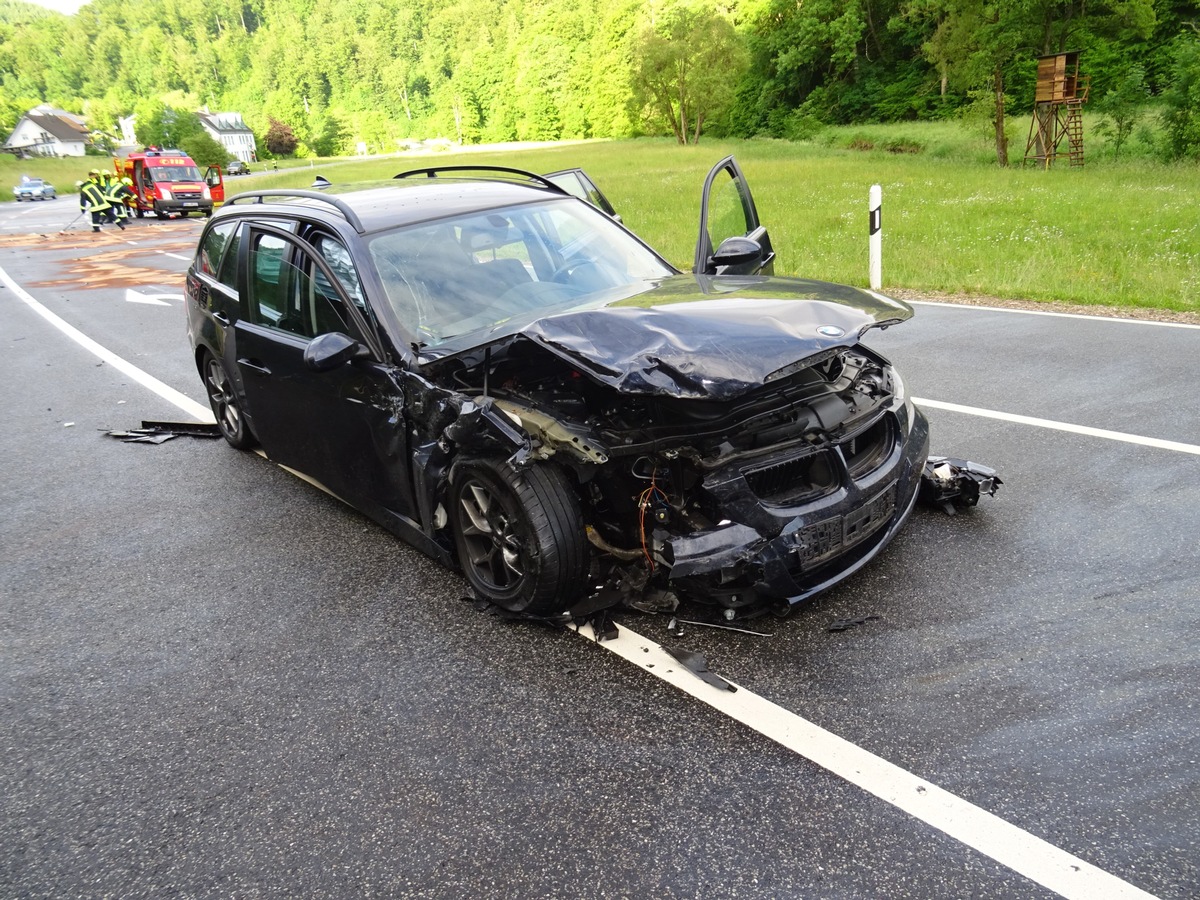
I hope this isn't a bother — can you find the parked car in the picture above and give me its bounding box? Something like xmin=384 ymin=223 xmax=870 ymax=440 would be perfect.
xmin=13 ymin=177 xmax=56 ymax=201
xmin=225 ymin=161 xmax=250 ymax=175
xmin=186 ymin=160 xmax=930 ymax=618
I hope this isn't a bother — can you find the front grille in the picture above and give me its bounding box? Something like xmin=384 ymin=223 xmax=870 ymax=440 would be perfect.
xmin=841 ymin=416 xmax=894 ymax=480
xmin=742 ymin=450 xmax=836 ymax=504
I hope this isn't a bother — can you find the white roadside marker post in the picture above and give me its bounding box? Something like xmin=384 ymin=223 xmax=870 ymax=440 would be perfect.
xmin=869 ymin=183 xmax=882 ymax=291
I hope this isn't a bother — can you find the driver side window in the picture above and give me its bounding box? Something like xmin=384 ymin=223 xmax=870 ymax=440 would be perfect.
xmin=247 ymin=232 xmax=353 ymax=339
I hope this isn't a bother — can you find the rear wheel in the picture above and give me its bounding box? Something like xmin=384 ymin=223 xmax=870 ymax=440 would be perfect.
xmin=202 ymin=352 xmax=254 ymax=450
xmin=449 ymin=458 xmax=589 ymax=614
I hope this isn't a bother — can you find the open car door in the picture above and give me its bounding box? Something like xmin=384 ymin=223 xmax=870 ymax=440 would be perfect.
xmin=205 ymin=165 xmax=225 ymax=206
xmin=693 ymin=156 xmax=774 ymax=276
xmin=544 ymin=169 xmax=621 ymax=221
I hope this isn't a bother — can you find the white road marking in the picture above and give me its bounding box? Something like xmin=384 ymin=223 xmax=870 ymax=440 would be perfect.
xmin=909 ymin=299 xmax=1200 ymax=330
xmin=914 ymin=397 xmax=1200 ymax=456
xmin=159 ymin=251 xmax=191 ymax=261
xmin=125 ymin=288 xmax=183 ymax=306
xmin=578 ymin=624 xmax=1159 ymax=900
xmin=0 ymin=265 xmax=214 ymax=423
xmin=0 ymin=263 xmax=1165 ymax=899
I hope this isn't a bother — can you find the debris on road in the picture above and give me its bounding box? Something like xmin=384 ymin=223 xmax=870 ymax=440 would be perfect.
xmin=662 ymin=646 xmax=737 ymax=692
xmin=103 ymin=420 xmax=223 ymax=444
xmin=919 ymin=456 xmax=1002 ymax=515
xmin=827 ymin=615 xmax=881 ymax=633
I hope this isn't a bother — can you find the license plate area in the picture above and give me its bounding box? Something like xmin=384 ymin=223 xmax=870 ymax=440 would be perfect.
xmin=793 ymin=483 xmax=897 ymax=568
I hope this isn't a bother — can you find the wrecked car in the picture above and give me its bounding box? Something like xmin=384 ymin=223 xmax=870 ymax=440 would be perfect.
xmin=186 ymin=159 xmax=930 ymax=618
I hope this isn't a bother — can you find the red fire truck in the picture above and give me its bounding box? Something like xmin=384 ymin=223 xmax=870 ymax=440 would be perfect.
xmin=114 ymin=148 xmax=225 ymax=219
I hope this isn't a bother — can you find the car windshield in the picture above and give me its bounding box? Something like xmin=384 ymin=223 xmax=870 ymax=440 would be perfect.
xmin=366 ymin=197 xmax=674 ymax=353
xmin=149 ymin=165 xmax=202 ymax=182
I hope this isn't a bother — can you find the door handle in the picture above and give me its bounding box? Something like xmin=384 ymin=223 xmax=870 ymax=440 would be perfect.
xmin=212 ymin=311 xmax=230 ymax=326
xmin=238 ymin=359 xmax=271 ymax=376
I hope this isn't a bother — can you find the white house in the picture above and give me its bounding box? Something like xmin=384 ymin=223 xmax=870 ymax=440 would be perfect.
xmin=196 ymin=110 xmax=257 ymax=163
xmin=4 ymin=105 xmax=89 ymax=157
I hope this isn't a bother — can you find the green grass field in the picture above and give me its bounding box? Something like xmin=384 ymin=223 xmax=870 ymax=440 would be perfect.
xmin=5 ymin=123 xmax=1196 ymax=313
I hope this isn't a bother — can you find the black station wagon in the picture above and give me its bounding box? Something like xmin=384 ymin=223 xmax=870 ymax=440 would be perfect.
xmin=186 ymin=159 xmax=930 ymax=618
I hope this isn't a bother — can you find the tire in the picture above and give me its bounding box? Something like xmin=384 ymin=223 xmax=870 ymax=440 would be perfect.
xmin=180 ymin=210 xmax=189 ymax=218
xmin=202 ymin=352 xmax=254 ymax=450
xmin=449 ymin=458 xmax=589 ymax=614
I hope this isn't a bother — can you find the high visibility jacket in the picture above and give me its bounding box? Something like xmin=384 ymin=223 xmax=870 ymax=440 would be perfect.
xmin=80 ymin=180 xmax=111 ymax=211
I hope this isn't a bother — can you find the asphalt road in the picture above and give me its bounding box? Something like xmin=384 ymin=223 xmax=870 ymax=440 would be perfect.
xmin=1 ymin=196 xmax=1197 ymax=899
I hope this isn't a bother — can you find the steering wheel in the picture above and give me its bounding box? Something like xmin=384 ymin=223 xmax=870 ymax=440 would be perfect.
xmin=551 ymin=259 xmax=608 ymax=286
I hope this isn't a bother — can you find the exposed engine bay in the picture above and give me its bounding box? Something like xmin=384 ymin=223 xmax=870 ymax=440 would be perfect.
xmin=422 ymin=332 xmax=932 ymax=618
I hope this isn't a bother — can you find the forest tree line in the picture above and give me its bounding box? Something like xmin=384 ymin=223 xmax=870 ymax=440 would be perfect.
xmin=0 ymin=0 xmax=1197 ymax=163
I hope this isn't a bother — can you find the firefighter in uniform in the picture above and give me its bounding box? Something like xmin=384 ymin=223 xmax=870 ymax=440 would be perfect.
xmin=99 ymin=170 xmax=122 ymax=228
xmin=79 ymin=170 xmax=114 ymax=233
xmin=105 ymin=172 xmax=132 ymax=228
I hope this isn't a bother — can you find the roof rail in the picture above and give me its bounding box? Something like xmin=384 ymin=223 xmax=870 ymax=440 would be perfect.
xmin=394 ymin=165 xmax=570 ymax=196
xmin=223 ymin=190 xmax=365 ymax=233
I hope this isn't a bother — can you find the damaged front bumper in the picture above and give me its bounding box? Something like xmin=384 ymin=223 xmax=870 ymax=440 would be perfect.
xmin=651 ymin=397 xmax=931 ymax=613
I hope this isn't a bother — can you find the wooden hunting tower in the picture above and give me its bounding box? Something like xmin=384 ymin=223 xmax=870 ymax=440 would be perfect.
xmin=1024 ymin=51 xmax=1089 ymax=168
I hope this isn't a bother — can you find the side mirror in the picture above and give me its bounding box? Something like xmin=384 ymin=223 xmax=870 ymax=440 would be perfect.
xmin=710 ymin=236 xmax=762 ymax=270
xmin=304 ymin=332 xmax=369 ymax=372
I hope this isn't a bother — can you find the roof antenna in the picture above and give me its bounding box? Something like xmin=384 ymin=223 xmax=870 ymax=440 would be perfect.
xmin=312 ymin=175 xmax=331 ymax=189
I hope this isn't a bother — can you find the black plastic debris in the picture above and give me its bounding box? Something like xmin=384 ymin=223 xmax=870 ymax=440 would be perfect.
xmin=919 ymin=456 xmax=1002 ymax=515
xmin=662 ymin=646 xmax=737 ymax=692
xmin=827 ymin=615 xmax=880 ymax=633
xmin=104 ymin=421 xmax=223 ymax=444
xmin=589 ymin=609 xmax=619 ymax=642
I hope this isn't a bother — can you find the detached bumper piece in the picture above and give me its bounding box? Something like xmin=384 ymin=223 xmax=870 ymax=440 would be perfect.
xmin=919 ymin=456 xmax=1002 ymax=515
xmin=104 ymin=421 xmax=224 ymax=444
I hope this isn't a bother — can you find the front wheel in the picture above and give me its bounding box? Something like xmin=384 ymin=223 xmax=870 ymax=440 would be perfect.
xmin=449 ymin=458 xmax=589 ymax=614
xmin=202 ymin=352 xmax=254 ymax=450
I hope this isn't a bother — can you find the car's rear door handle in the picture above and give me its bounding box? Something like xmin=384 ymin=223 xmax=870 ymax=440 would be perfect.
xmin=212 ymin=311 xmax=230 ymax=326
xmin=238 ymin=359 xmax=271 ymax=376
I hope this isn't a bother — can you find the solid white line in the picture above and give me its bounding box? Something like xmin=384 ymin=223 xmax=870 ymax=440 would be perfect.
xmin=2 ymin=263 xmax=1161 ymax=898
xmin=909 ymin=299 xmax=1200 ymax=330
xmin=0 ymin=264 xmax=214 ymax=423
xmin=913 ymin=397 xmax=1200 ymax=456
xmin=579 ymin=624 xmax=1159 ymax=900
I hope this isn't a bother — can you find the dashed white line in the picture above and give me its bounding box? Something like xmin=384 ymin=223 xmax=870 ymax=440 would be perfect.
xmin=0 ymin=264 xmax=1165 ymax=900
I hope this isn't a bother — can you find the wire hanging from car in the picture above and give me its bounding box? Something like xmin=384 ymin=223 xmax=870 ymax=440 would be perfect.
xmin=637 ymin=470 xmax=668 ymax=572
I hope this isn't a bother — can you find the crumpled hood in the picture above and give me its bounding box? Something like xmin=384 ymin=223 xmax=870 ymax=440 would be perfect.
xmin=520 ymin=274 xmax=913 ymax=400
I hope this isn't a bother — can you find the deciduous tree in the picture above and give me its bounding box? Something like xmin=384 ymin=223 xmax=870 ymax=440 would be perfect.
xmin=630 ymin=3 xmax=747 ymax=144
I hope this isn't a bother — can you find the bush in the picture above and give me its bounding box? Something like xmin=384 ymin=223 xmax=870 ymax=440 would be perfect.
xmin=1161 ymin=37 xmax=1200 ymax=160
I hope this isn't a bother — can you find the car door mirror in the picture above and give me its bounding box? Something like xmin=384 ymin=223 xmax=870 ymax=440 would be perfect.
xmin=710 ymin=236 xmax=763 ymax=270
xmin=304 ymin=332 xmax=369 ymax=372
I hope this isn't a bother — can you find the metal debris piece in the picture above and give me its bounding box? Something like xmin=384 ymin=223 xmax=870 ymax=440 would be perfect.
xmin=919 ymin=455 xmax=1002 ymax=515
xmin=104 ymin=421 xmax=223 ymax=443
xmin=675 ymin=618 xmax=774 ymax=637
xmin=662 ymin=646 xmax=737 ymax=692
xmin=827 ymin=615 xmax=880 ymax=633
